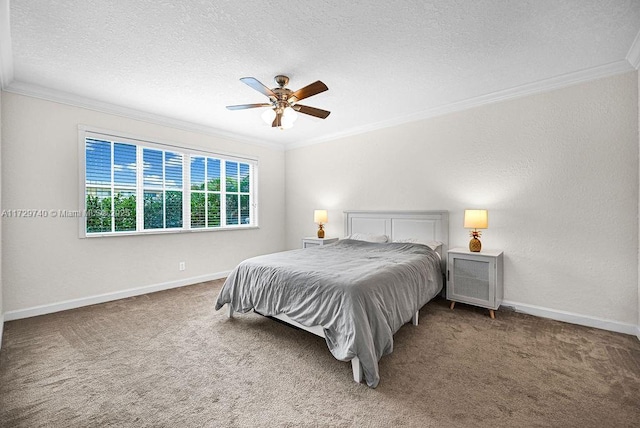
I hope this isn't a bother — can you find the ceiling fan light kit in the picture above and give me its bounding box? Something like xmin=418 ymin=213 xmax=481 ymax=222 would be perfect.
xmin=262 ymin=105 xmax=297 ymax=129
xmin=226 ymin=75 xmax=330 ymax=130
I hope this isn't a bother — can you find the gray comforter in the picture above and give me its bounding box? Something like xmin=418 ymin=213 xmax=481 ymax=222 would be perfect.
xmin=214 ymin=239 xmax=443 ymax=387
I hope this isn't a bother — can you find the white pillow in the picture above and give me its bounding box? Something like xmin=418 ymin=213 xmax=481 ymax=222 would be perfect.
xmin=392 ymin=238 xmax=419 ymax=244
xmin=426 ymin=241 xmax=443 ymax=252
xmin=347 ymin=233 xmax=389 ymax=243
xmin=393 ymin=239 xmax=443 ymax=251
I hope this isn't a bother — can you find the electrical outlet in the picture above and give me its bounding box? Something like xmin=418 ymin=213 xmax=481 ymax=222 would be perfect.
xmin=179 ymin=262 xmax=186 ymax=271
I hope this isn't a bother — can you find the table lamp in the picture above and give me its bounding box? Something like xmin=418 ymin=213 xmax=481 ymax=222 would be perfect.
xmin=464 ymin=209 xmax=488 ymax=252
xmin=314 ymin=210 xmax=328 ymax=238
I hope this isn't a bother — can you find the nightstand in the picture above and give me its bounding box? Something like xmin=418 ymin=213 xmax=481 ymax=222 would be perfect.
xmin=302 ymin=237 xmax=338 ymax=248
xmin=447 ymin=248 xmax=504 ymax=319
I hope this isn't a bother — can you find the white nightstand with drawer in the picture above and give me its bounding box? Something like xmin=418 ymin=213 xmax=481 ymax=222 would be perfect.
xmin=302 ymin=237 xmax=338 ymax=249
xmin=447 ymin=248 xmax=504 ymax=319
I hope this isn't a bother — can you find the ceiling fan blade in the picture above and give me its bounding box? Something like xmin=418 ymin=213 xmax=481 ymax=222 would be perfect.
xmin=271 ymin=111 xmax=282 ymax=128
xmin=293 ymin=104 xmax=331 ymax=119
xmin=226 ymin=103 xmax=271 ymax=110
xmin=288 ymin=81 xmax=328 ymax=103
xmin=240 ymin=77 xmax=276 ymax=99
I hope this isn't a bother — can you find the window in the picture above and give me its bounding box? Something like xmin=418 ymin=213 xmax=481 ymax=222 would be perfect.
xmin=85 ymin=139 xmax=137 ymax=233
xmin=190 ymin=156 xmax=220 ymax=228
xmin=80 ymin=128 xmax=258 ymax=237
xmin=143 ymin=148 xmax=184 ymax=230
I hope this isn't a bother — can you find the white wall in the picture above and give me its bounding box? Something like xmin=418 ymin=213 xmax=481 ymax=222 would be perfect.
xmin=286 ymin=72 xmax=639 ymax=331
xmin=1 ymin=92 xmax=286 ymax=315
xmin=0 ymin=88 xmax=4 ymax=347
xmin=2 ymin=72 xmax=638 ymax=336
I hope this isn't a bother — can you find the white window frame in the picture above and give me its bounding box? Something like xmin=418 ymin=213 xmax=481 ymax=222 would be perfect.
xmin=78 ymin=126 xmax=259 ymax=238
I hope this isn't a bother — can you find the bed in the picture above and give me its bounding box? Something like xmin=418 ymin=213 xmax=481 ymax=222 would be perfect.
xmin=215 ymin=210 xmax=449 ymax=387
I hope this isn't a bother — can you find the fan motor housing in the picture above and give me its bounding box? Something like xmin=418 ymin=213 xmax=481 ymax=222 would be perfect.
xmin=274 ymin=75 xmax=289 ymax=88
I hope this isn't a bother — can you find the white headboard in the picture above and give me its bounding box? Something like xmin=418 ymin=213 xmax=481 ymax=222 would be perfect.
xmin=344 ymin=210 xmax=449 ymax=269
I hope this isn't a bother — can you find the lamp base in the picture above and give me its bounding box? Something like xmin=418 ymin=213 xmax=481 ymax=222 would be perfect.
xmin=469 ymin=237 xmax=481 ymax=252
xmin=317 ymin=225 xmax=325 ymax=239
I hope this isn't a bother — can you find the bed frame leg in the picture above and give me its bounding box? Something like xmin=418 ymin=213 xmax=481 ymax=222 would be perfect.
xmin=412 ymin=310 xmax=419 ymax=326
xmin=351 ymin=357 xmax=363 ymax=383
xmin=228 ymin=305 xmax=233 ymax=318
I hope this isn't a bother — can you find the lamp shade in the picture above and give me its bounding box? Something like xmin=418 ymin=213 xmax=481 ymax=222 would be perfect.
xmin=464 ymin=209 xmax=488 ymax=229
xmin=314 ymin=209 xmax=328 ymax=224
xmin=261 ymin=108 xmax=276 ymax=124
xmin=281 ymin=107 xmax=298 ymax=126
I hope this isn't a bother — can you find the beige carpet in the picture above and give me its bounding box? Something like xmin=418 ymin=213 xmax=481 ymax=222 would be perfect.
xmin=1 ymin=279 xmax=639 ymax=427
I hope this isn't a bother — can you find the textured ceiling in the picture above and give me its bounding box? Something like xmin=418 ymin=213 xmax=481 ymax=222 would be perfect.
xmin=2 ymin=0 xmax=640 ymax=149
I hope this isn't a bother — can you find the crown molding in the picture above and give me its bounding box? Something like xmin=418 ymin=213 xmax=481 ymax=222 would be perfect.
xmin=0 ymin=0 xmax=282 ymax=152
xmin=3 ymin=80 xmax=285 ymax=151
xmin=4 ymin=57 xmax=634 ymax=154
xmin=285 ymin=60 xmax=635 ymax=150
xmin=0 ymin=0 xmax=13 ymax=88
xmin=1 ymin=0 xmax=634 ymax=155
xmin=626 ymin=28 xmax=640 ymax=69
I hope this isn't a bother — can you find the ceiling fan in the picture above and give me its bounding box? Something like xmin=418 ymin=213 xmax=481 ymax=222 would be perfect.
xmin=226 ymin=75 xmax=330 ymax=129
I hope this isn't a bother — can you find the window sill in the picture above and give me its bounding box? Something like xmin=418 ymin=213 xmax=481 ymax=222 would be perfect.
xmin=82 ymin=225 xmax=259 ymax=238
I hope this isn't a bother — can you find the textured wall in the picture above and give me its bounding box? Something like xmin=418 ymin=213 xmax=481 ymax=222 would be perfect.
xmin=0 ymin=88 xmax=3 ymax=325
xmin=9 ymin=1 xmax=640 ymax=147
xmin=1 ymin=93 xmax=286 ymax=312
xmin=286 ymin=72 xmax=639 ymax=327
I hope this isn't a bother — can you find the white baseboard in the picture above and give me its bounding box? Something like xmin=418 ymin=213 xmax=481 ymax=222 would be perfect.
xmin=3 ymin=272 xmax=230 ymax=322
xmin=3 ymin=281 xmax=638 ymax=342
xmin=0 ymin=313 xmax=4 ymax=350
xmin=502 ymin=299 xmax=639 ymax=338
